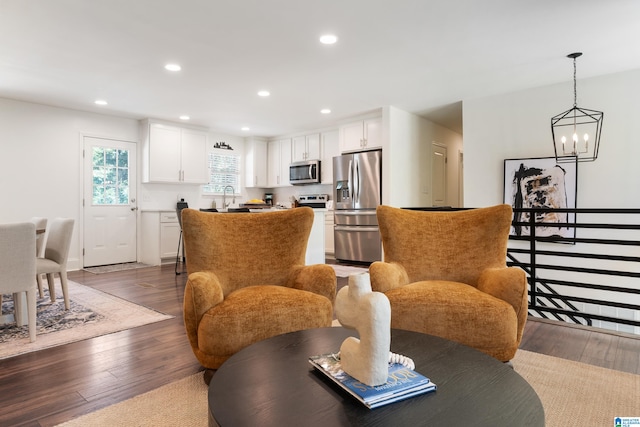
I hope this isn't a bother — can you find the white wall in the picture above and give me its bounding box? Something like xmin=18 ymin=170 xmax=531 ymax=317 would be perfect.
xmin=0 ymin=97 xmax=246 ymax=270
xmin=463 ymin=68 xmax=640 ymax=209
xmin=383 ymin=106 xmax=463 ymax=208
xmin=462 ymin=68 xmax=640 ymax=334
xmin=0 ymin=98 xmax=140 ymax=270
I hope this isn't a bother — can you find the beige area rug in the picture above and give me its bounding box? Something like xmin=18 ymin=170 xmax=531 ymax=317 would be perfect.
xmin=56 ymin=372 xmax=209 ymax=427
xmin=330 ymin=264 xmax=369 ymax=278
xmin=512 ymin=350 xmax=640 ymax=426
xmin=55 ymin=349 xmax=640 ymax=427
xmin=0 ymin=280 xmax=173 ymax=359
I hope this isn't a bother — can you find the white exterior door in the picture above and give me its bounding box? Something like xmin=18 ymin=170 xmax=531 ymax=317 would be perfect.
xmin=83 ymin=137 xmax=137 ymax=267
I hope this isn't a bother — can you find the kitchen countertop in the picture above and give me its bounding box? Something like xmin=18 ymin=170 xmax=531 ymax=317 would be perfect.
xmin=141 ymin=207 xmax=328 ymax=213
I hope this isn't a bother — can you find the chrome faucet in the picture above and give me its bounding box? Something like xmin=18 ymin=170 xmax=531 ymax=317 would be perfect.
xmin=223 ymin=185 xmax=235 ymax=209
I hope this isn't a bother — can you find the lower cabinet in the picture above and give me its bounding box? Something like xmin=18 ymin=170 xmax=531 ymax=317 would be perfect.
xmin=141 ymin=211 xmax=181 ymax=266
xmin=159 ymin=213 xmax=181 ymax=260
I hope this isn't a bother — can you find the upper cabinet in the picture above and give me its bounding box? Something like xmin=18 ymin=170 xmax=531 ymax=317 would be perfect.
xmin=268 ymin=138 xmax=292 ymax=187
xmin=245 ymin=137 xmax=268 ymax=188
xmin=292 ymin=133 xmax=321 ymax=162
xmin=321 ymin=130 xmax=339 ymax=184
xmin=141 ymin=120 xmax=208 ymax=184
xmin=339 ymin=117 xmax=382 ymax=153
xmin=180 ymin=129 xmax=209 ymax=183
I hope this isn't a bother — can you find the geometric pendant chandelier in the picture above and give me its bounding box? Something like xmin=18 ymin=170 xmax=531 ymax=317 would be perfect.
xmin=551 ymin=52 xmax=604 ymax=163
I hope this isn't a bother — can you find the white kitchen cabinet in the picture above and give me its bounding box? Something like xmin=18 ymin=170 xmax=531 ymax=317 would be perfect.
xmin=140 ymin=210 xmax=180 ymax=266
xmin=179 ymin=129 xmax=209 ymax=183
xmin=324 ymin=210 xmax=334 ymax=258
xmin=268 ymin=138 xmax=292 ymax=187
xmin=159 ymin=212 xmax=180 ymax=259
xmin=339 ymin=117 xmax=382 ymax=153
xmin=141 ymin=121 xmax=208 ymax=184
xmin=321 ymin=130 xmax=339 ymax=184
xmin=292 ymin=133 xmax=321 ymax=162
xmin=245 ymin=137 xmax=268 ymax=188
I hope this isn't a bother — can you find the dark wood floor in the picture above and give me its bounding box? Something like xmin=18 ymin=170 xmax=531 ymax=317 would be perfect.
xmin=1 ymin=264 xmax=639 ymax=427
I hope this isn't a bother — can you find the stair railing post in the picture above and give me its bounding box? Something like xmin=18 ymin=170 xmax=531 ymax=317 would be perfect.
xmin=529 ymin=209 xmax=537 ymax=310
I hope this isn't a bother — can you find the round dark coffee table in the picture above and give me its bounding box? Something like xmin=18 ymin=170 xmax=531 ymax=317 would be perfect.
xmin=208 ymin=328 xmax=544 ymax=427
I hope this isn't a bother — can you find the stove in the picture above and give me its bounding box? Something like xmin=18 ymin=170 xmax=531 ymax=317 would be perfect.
xmin=298 ymin=194 xmax=329 ymax=208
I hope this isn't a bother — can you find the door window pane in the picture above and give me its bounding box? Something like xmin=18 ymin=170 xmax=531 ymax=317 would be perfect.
xmin=92 ymin=147 xmax=130 ymax=205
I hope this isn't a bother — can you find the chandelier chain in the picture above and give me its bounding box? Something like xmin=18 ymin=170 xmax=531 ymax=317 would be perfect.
xmin=573 ymin=56 xmax=577 ymax=107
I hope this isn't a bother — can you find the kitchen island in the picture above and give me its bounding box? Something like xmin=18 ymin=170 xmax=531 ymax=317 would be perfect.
xmin=140 ymin=208 xmax=325 ymax=266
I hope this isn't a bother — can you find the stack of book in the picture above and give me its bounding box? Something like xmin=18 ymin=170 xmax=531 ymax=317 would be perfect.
xmin=309 ymin=353 xmax=436 ymax=409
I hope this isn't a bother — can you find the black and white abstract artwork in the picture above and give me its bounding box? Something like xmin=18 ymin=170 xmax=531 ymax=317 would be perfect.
xmin=503 ymin=157 xmax=577 ymax=238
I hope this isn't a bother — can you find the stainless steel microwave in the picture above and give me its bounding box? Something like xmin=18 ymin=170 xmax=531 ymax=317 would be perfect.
xmin=289 ymin=160 xmax=321 ymax=185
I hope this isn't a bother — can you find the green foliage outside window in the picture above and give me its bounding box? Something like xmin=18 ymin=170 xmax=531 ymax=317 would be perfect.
xmin=92 ymin=147 xmax=129 ymax=205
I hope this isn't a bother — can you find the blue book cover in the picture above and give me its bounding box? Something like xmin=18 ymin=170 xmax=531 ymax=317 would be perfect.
xmin=309 ymin=353 xmax=436 ymax=409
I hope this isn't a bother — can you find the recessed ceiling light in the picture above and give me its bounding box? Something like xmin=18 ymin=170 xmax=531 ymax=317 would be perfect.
xmin=257 ymin=90 xmax=270 ymax=97
xmin=320 ymin=108 xmax=331 ymax=114
xmin=94 ymin=99 xmax=108 ymax=106
xmin=165 ymin=63 xmax=181 ymax=72
xmin=241 ymin=126 xmax=250 ymax=131
xmin=319 ymin=34 xmax=338 ymax=45
xmin=179 ymin=115 xmax=190 ymax=120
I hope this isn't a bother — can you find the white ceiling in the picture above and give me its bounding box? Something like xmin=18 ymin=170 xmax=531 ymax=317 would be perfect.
xmin=2 ymin=0 xmax=640 ymax=137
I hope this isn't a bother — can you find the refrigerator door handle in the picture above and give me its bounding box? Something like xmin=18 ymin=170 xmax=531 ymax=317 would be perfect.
xmin=348 ymin=159 xmax=353 ymax=201
xmin=335 ymin=226 xmax=380 ymax=232
xmin=354 ymin=158 xmax=360 ymax=204
xmin=335 ymin=210 xmax=377 ymax=216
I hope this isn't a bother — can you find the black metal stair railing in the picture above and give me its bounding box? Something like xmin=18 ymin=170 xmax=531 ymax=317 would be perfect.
xmin=404 ymin=206 xmax=640 ymax=332
xmin=507 ymin=252 xmax=592 ymax=325
xmin=508 ymin=207 xmax=640 ymax=331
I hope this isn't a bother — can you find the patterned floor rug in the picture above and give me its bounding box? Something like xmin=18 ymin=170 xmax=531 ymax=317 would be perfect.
xmin=0 ymin=280 xmax=172 ymax=359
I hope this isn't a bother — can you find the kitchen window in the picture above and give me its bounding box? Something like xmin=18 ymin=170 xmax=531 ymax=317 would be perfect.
xmin=203 ymin=149 xmax=240 ymax=194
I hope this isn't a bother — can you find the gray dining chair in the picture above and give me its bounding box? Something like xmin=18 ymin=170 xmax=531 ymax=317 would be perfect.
xmin=29 ymin=217 xmax=47 ymax=256
xmin=37 ymin=218 xmax=74 ymax=310
xmin=0 ymin=222 xmax=37 ymax=342
xmin=29 ymin=217 xmax=48 ymax=297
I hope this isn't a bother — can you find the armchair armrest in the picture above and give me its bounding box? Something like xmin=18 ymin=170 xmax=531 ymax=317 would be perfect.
xmin=369 ymin=261 xmax=409 ymax=293
xmin=477 ymin=267 xmax=528 ymax=342
xmin=289 ymin=264 xmax=337 ymax=304
xmin=183 ymin=271 xmax=224 ymax=349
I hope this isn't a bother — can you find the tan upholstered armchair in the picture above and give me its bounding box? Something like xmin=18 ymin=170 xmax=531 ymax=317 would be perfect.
xmin=369 ymin=204 xmax=528 ymax=362
xmin=181 ymin=207 xmax=336 ymax=370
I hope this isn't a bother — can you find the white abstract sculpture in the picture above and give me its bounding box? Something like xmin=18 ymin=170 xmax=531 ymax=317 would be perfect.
xmin=335 ymin=272 xmax=391 ymax=386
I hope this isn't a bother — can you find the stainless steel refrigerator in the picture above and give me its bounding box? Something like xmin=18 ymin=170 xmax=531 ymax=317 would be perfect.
xmin=333 ymin=150 xmax=382 ymax=263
